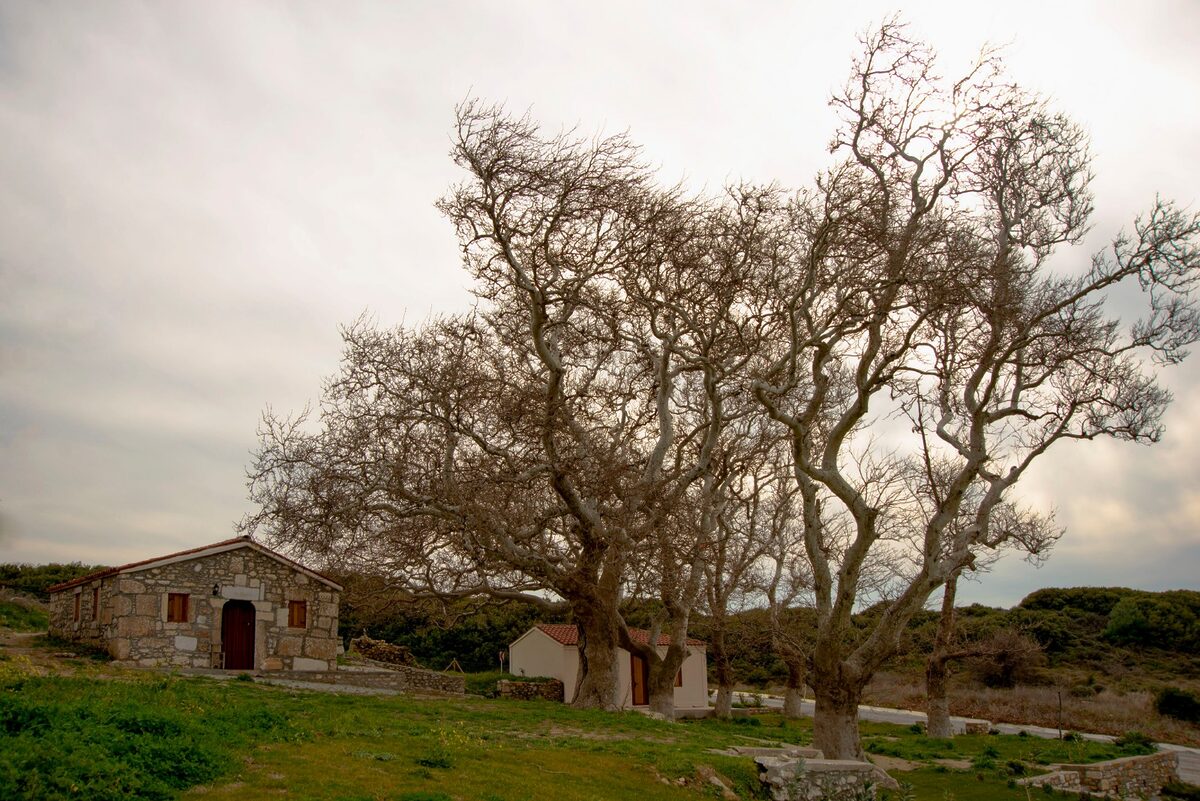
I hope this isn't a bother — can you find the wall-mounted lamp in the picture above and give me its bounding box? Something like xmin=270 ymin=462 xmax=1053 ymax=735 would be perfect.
xmin=212 ymin=584 xmax=220 ymax=597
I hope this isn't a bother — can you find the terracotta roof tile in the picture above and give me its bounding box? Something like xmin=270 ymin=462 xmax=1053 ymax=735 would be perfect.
xmin=535 ymin=623 xmax=704 ymax=647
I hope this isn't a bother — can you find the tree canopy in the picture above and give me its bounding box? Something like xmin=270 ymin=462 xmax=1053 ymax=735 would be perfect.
xmin=246 ymin=19 xmax=1200 ymax=756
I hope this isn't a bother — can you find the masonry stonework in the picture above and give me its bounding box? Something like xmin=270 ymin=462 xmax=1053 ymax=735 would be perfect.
xmin=497 ymin=679 xmax=565 ymax=701
xmin=1017 ymin=752 xmax=1178 ymax=799
xmin=49 ymin=540 xmax=341 ymax=672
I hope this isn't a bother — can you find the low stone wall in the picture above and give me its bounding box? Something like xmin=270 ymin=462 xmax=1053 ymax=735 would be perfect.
xmin=1018 ymin=751 xmax=1178 ymax=798
xmin=348 ymin=635 xmax=417 ymax=667
xmin=756 ymin=756 xmax=896 ymax=801
xmin=498 ymin=679 xmax=563 ymax=701
xmin=297 ymin=666 xmax=465 ymax=695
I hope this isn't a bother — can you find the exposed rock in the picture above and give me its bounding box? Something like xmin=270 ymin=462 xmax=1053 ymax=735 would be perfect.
xmin=349 ymin=634 xmax=418 ymax=667
xmin=695 ymin=765 xmax=738 ymax=800
xmin=756 ymin=755 xmax=899 ymax=801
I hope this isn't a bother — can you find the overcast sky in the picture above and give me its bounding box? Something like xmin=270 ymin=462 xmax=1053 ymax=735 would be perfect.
xmin=2 ymin=1 xmax=1198 ymax=607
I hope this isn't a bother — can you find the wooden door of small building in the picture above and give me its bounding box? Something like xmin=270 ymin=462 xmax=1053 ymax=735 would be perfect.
xmin=630 ymin=652 xmax=649 ymax=706
xmin=222 ymin=600 xmax=256 ymax=670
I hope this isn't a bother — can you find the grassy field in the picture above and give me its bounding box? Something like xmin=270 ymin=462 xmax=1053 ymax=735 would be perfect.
xmin=0 ymin=649 xmax=1169 ymax=801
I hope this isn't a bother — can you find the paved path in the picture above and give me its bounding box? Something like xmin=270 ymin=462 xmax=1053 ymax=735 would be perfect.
xmin=719 ymin=691 xmax=1200 ymax=784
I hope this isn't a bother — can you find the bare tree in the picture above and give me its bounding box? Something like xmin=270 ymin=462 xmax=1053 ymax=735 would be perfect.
xmin=700 ymin=423 xmax=787 ymax=718
xmin=246 ymin=103 xmax=769 ymax=716
xmin=751 ymin=21 xmax=1200 ymax=758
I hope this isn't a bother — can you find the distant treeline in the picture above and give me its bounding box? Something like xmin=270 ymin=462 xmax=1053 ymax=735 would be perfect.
xmin=338 ymin=582 xmax=1200 ymax=681
xmin=7 ymin=560 xmax=1196 ymax=683
xmin=0 ymin=563 xmax=106 ymax=599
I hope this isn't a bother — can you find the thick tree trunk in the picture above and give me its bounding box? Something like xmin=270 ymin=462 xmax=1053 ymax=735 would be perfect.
xmin=925 ymin=573 xmax=959 ymax=738
xmin=571 ymin=604 xmax=620 ymax=710
xmin=711 ymin=627 xmax=734 ymax=719
xmin=925 ymin=656 xmax=952 ymax=738
xmin=812 ymin=685 xmax=865 ymax=760
xmin=648 ymin=662 xmax=678 ymax=719
xmin=810 ymin=648 xmax=866 ymax=760
xmin=783 ymin=659 xmax=806 ymax=719
xmin=714 ymin=686 xmax=733 ymax=718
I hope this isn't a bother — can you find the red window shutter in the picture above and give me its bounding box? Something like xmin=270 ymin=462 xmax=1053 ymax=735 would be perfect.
xmin=288 ymin=601 xmax=307 ymax=628
xmin=73 ymin=593 xmax=80 ymax=621
xmin=167 ymin=593 xmax=189 ymax=622
xmin=92 ymin=587 xmax=99 ymax=620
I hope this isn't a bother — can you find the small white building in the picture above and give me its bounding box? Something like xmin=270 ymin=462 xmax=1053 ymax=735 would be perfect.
xmin=508 ymin=623 xmax=709 ymax=713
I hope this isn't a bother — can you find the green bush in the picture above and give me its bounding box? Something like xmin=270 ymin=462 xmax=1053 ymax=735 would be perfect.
xmin=1163 ymin=781 xmax=1200 ymax=800
xmin=0 ymin=564 xmax=107 ymax=599
xmin=1156 ymin=687 xmax=1200 ymax=723
xmin=463 ymin=670 xmax=554 ymax=697
xmin=1113 ymin=730 xmax=1156 ymax=754
xmin=0 ymin=602 xmax=49 ymax=632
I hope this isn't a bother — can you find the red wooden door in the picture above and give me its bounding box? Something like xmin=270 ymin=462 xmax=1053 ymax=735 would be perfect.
xmin=222 ymin=600 xmax=256 ymax=670
xmin=630 ymin=652 xmax=649 ymax=706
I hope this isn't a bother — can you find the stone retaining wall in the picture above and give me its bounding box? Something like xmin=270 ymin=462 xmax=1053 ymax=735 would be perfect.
xmin=296 ymin=666 xmax=466 ymax=695
xmin=1018 ymin=751 xmax=1178 ymax=798
xmin=498 ymin=679 xmax=564 ymax=701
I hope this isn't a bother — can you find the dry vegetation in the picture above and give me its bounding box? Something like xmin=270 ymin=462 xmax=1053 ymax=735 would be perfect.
xmin=862 ymin=670 xmax=1200 ymax=746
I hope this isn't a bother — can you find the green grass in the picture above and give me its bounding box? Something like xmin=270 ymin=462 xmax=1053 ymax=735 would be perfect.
xmin=0 ymin=664 xmax=1163 ymax=801
xmin=0 ymin=601 xmax=48 ymax=632
xmin=862 ymin=721 xmax=1151 ymax=765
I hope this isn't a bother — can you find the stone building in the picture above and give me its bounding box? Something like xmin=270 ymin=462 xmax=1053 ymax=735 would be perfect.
xmin=47 ymin=536 xmax=341 ymax=672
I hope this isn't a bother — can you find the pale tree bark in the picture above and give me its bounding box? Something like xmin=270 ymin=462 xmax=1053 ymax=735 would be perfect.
xmin=751 ymin=20 xmax=1200 ymax=758
xmin=782 ymin=659 xmax=806 ymax=719
xmin=925 ymin=571 xmax=959 ymax=738
xmin=710 ymin=624 xmax=735 ymax=719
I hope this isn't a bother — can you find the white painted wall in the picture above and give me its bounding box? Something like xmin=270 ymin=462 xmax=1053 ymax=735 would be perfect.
xmin=509 ymin=627 xmax=709 ymax=711
xmin=614 ymin=645 xmax=709 ymax=710
xmin=509 ymin=627 xmax=562 ymax=679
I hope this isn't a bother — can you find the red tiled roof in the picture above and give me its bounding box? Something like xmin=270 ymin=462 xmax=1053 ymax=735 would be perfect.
xmin=46 ymin=536 xmax=343 ymax=592
xmin=535 ymin=623 xmax=704 ymax=647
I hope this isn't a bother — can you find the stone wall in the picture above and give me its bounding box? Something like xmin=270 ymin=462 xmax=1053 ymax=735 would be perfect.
xmin=756 ymin=756 xmax=896 ymax=801
xmin=349 ymin=634 xmax=417 ymax=666
xmin=1018 ymin=752 xmax=1178 ymax=799
xmin=49 ymin=579 xmax=106 ymax=648
xmin=288 ymin=666 xmax=466 ymax=695
xmin=498 ymin=679 xmax=564 ymax=701
xmin=49 ymin=545 xmax=340 ymax=672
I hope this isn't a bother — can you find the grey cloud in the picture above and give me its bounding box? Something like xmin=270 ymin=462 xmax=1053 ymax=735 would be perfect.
xmin=2 ymin=1 xmax=1198 ymax=604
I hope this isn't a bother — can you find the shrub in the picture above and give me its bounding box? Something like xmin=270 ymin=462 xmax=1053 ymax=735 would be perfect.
xmin=1162 ymin=781 xmax=1200 ymax=801
xmin=1156 ymin=687 xmax=1200 ymax=723
xmin=1113 ymin=730 xmax=1156 ymax=754
xmin=0 ymin=601 xmax=49 ymax=632
xmin=967 ymin=630 xmax=1045 ymax=688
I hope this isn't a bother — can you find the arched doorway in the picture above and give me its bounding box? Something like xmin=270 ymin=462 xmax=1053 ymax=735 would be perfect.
xmin=222 ymin=600 xmax=256 ymax=670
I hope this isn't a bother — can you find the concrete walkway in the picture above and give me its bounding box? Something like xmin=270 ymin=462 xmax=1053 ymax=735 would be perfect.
xmin=719 ymin=691 xmax=1200 ymax=784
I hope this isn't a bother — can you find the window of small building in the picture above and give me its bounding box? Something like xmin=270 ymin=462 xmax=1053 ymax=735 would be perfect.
xmin=675 ymin=669 xmax=683 ymax=688
xmin=167 ymin=593 xmax=189 ymax=623
xmin=288 ymin=600 xmax=307 ymax=629
xmin=91 ymin=587 xmax=99 ymax=620
xmin=73 ymin=593 xmax=80 ymax=622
